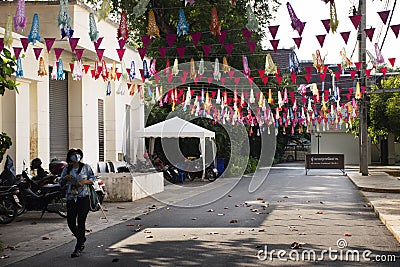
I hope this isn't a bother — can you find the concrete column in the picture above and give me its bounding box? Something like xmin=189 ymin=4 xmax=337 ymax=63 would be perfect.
xmin=388 ymin=133 xmax=396 ymax=165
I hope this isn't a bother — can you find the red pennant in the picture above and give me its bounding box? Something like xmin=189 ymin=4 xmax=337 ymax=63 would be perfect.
xmin=220 ymin=77 xmax=226 ymax=85
xmin=90 ymin=69 xmax=95 ymax=78
xmin=234 ymin=77 xmax=240 ymax=86
xmin=69 ymin=37 xmax=79 ymax=52
xmin=349 ymin=15 xmax=362 ymax=30
xmin=94 ymin=37 xmax=103 ymax=50
xmin=305 ymin=66 xmax=313 ymax=74
xmin=380 ymin=67 xmax=387 ymax=76
xmin=365 ymin=69 xmax=372 ymax=78
xmin=116 ymin=72 xmax=122 ymax=81
xmin=388 ymin=58 xmax=396 ymax=67
xmin=364 ymin=28 xmax=375 ymax=42
xmin=247 ymin=42 xmax=256 ymax=53
xmin=337 ymin=64 xmax=342 ymax=72
xmin=390 ymin=24 xmax=400 ymax=38
xmin=207 ymin=77 xmax=213 ymax=84
xmin=181 ymin=71 xmax=189 ymax=84
xmin=166 ymin=34 xmax=177 ymax=47
xmin=116 ymin=48 xmax=125 ymax=61
xmin=83 ymin=64 xmax=90 ymax=74
xmin=54 ymin=48 xmax=64 ymax=60
xmin=158 ymin=47 xmax=167 ymax=59
xmin=202 ymin=45 xmax=212 ymax=57
xmin=269 ymin=39 xmax=279 ymax=52
xmin=258 ymin=69 xmax=265 ymax=78
xmin=20 ymin=38 xmax=29 ymax=52
xmin=305 ymin=73 xmax=311 ymax=83
xmin=224 ymin=43 xmax=234 ymax=56
xmin=168 ymin=74 xmax=173 ymax=84
xmin=44 ymin=38 xmax=56 ymax=52
xmin=229 ymin=70 xmax=234 ymax=79
xmin=138 ymin=47 xmax=147 ymax=60
xmin=141 ymin=35 xmax=150 ymax=48
xmin=95 ymin=48 xmax=104 ymax=61
xmin=13 ymin=47 xmax=22 ymax=59
xmin=378 ymin=10 xmax=390 ymax=25
xmin=268 ymin=25 xmax=279 ymax=39
xmin=262 ymin=76 xmax=268 ymax=86
xmin=321 ymin=19 xmax=330 ymax=33
xmin=276 ymin=75 xmax=283 ymax=85
xmin=118 ymin=39 xmax=127 ymax=49
xmin=291 ymin=73 xmax=297 ymax=84
xmin=190 ymin=32 xmax=202 ymax=47
xmin=33 ymin=47 xmax=42 ymax=60
xmin=316 ymin=34 xmax=326 ymax=48
xmin=0 ymin=38 xmax=4 ymax=52
xmin=354 ymin=62 xmax=362 ymax=71
xmin=74 ymin=48 xmax=84 ymax=61
xmin=350 ymin=70 xmax=357 ymax=80
xmin=335 ymin=71 xmax=341 ymax=81
xmin=177 ymin=46 xmax=186 ymax=59
xmin=69 ymin=63 xmax=74 ymax=73
xmin=218 ymin=30 xmax=228 ymax=44
xmin=340 ymin=32 xmax=351 ymax=44
xmin=293 ymin=37 xmax=302 ymax=49
xmin=241 ymin=28 xmax=252 ymax=42
xmin=319 ymin=73 xmax=326 ymax=82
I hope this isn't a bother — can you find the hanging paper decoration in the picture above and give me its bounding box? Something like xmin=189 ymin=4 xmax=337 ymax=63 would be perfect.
xmin=58 ymin=0 xmax=74 ymax=39
xmin=28 ymin=13 xmax=41 ymax=44
xmin=288 ymin=50 xmax=301 ymax=73
xmin=329 ymin=1 xmax=338 ymax=33
xmin=374 ymin=43 xmax=385 ymax=65
xmin=177 ymin=8 xmax=190 ymax=37
xmin=190 ymin=58 xmax=196 ymax=79
xmin=13 ymin=0 xmax=27 ymax=32
xmin=265 ymin=54 xmax=277 ymax=75
xmin=98 ymin=0 xmax=112 ymax=21
xmin=16 ymin=57 xmax=24 ymax=77
xmin=133 ymin=0 xmax=150 ymax=18
xmin=149 ymin=58 xmax=157 ymax=75
xmin=72 ymin=60 xmax=83 ymax=80
xmin=109 ymin=61 xmax=116 ymax=81
xmin=129 ymin=61 xmax=136 ymax=80
xmin=172 ymin=58 xmax=179 ymax=76
xmin=51 ymin=61 xmax=57 ymax=80
xmin=143 ymin=60 xmax=150 ymax=79
xmin=287 ymin=2 xmax=305 ymax=36
xmin=222 ymin=56 xmax=230 ymax=73
xmin=4 ymin=15 xmax=14 ymax=48
xmin=106 ymin=81 xmax=111 ymax=96
xmin=88 ymin=12 xmax=99 ymax=42
xmin=242 ymin=56 xmax=250 ymax=78
xmin=198 ymin=58 xmax=204 ymax=76
xmin=57 ymin=59 xmax=65 ymax=80
xmin=213 ymin=58 xmax=221 ymax=81
xmin=246 ymin=5 xmax=258 ymax=31
xmin=101 ymin=60 xmax=108 ymax=81
xmin=312 ymin=50 xmax=325 ymax=73
xmin=210 ymin=7 xmax=221 ymax=36
xmin=117 ymin=11 xmax=129 ymax=41
xmin=340 ymin=48 xmax=352 ymax=69
xmin=147 ymin=10 xmax=160 ymax=38
xmin=37 ymin=57 xmax=47 ymax=77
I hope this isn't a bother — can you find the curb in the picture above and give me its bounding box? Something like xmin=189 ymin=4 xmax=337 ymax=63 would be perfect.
xmin=346 ymin=173 xmax=400 ymax=194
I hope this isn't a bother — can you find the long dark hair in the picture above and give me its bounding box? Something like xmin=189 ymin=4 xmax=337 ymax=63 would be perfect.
xmin=66 ymin=148 xmax=84 ymax=174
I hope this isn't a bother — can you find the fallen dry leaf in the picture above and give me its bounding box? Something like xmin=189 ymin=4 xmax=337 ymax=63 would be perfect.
xmin=134 ymin=217 xmax=142 ymax=220
xmin=288 ymin=226 xmax=298 ymax=232
xmin=144 ymin=229 xmax=152 ymax=233
xmin=120 ymin=218 xmax=128 ymax=221
xmin=224 ymin=207 xmax=229 ymax=210
xmin=192 ymin=218 xmax=197 ymax=220
xmin=228 ymin=195 xmax=232 ymax=197
xmin=316 ymin=211 xmax=324 ymax=214
xmin=258 ymin=229 xmax=265 ymax=232
xmin=42 ymin=237 xmax=49 ymax=240
xmin=145 ymin=235 xmax=153 ymax=238
xmin=117 ymin=206 xmax=125 ymax=209
xmin=257 ymin=198 xmax=264 ymax=201
xmin=208 ymin=209 xmax=215 ymax=212
xmin=126 ymin=224 xmax=135 ymax=226
xmin=189 ymin=236 xmax=199 ymax=240
xmin=283 ymin=196 xmax=288 ymax=198
xmin=230 ymin=219 xmax=238 ymax=223
xmin=291 ymin=242 xmax=302 ymax=249
xmin=343 ymin=233 xmax=352 ymax=236
xmin=209 ymin=232 xmax=219 ymax=235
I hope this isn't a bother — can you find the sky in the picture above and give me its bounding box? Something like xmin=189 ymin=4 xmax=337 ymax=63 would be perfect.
xmin=262 ymin=0 xmax=400 ymax=67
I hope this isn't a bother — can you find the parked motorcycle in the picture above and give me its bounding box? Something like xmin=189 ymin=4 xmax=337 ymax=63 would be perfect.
xmin=0 ymin=184 xmax=20 ymax=224
xmin=184 ymin=159 xmax=219 ymax=182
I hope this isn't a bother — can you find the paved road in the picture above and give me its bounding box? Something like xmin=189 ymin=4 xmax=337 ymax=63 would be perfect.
xmin=5 ymin=163 xmax=400 ymax=266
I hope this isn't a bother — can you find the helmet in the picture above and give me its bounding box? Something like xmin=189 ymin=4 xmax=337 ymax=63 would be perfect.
xmin=31 ymin=158 xmax=42 ymax=170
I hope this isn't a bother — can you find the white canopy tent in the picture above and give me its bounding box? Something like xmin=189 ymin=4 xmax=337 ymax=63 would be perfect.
xmin=135 ymin=117 xmax=215 ymax=178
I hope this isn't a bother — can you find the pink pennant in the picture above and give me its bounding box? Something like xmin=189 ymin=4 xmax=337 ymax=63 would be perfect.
xmin=224 ymin=43 xmax=234 ymax=56
xmin=20 ymin=38 xmax=29 ymax=52
xmin=168 ymin=74 xmax=173 ymax=84
xmin=207 ymin=77 xmax=213 ymax=84
xmin=364 ymin=28 xmax=375 ymax=42
xmin=388 ymin=58 xmax=396 ymax=67
xmin=293 ymin=37 xmax=302 ymax=49
xmin=69 ymin=37 xmax=79 ymax=52
xmin=95 ymin=48 xmax=104 ymax=61
xmin=354 ymin=62 xmax=362 ymax=71
xmin=268 ymin=25 xmax=279 ymax=39
xmin=0 ymin=38 xmax=3 ymax=52
xmin=33 ymin=47 xmax=42 ymax=60
xmin=94 ymin=37 xmax=103 ymax=50
xmin=316 ymin=34 xmax=326 ymax=48
xmin=177 ymin=46 xmax=186 ymax=59
xmin=158 ymin=47 xmax=167 ymax=59
xmin=380 ymin=67 xmax=387 ymax=76
xmin=229 ymin=70 xmax=234 ymax=79
xmin=241 ymin=28 xmax=252 ymax=42
xmin=218 ymin=30 xmax=228 ymax=44
xmin=54 ymin=48 xmax=64 ymax=60
xmin=350 ymin=70 xmax=357 ymax=80
xmin=202 ymin=45 xmax=212 ymax=58
xmin=305 ymin=66 xmax=313 ymax=74
xmin=220 ymin=77 xmax=226 ymax=86
xmin=44 ymin=38 xmax=56 ymax=52
xmin=13 ymin=47 xmax=22 ymax=59
xmin=269 ymin=39 xmax=279 ymax=52
xmin=365 ymin=69 xmax=372 ymax=78
xmin=118 ymin=39 xmax=127 ymax=49
xmin=321 ymin=19 xmax=330 ymax=33
xmin=276 ymin=75 xmax=283 ymax=85
xmin=340 ymin=32 xmax=351 ymax=44
xmin=166 ymin=34 xmax=177 ymax=47
xmin=139 ymin=36 xmax=149 ymax=49
xmin=138 ymin=47 xmax=147 ymax=60
xmin=258 ymin=69 xmax=265 ymax=78
xmin=116 ymin=48 xmax=125 ymax=61
xmin=377 ymin=10 xmax=390 ymax=25
xmin=305 ymin=73 xmax=311 ymax=83
xmin=83 ymin=64 xmax=90 ymax=74
xmin=234 ymin=77 xmax=240 ymax=86
xmin=390 ymin=24 xmax=400 ymax=38
xmin=335 ymin=72 xmax=341 ymax=81
xmin=262 ymin=76 xmax=268 ymax=86
xmin=248 ymin=77 xmax=254 ymax=86
xmin=190 ymin=32 xmax=202 ymax=47
xmin=155 ymin=74 xmax=161 ymax=84
xmin=349 ymin=15 xmax=362 ymax=30
xmin=181 ymin=71 xmax=189 ymax=84
xmin=247 ymin=42 xmax=256 ymax=53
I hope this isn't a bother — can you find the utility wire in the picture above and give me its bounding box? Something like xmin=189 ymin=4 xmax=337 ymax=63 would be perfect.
xmin=380 ymin=0 xmax=397 ymax=50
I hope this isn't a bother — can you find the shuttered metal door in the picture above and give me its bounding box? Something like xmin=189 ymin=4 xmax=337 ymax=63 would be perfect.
xmin=49 ymin=70 xmax=69 ymax=160
xmin=98 ymin=99 xmax=104 ymax=162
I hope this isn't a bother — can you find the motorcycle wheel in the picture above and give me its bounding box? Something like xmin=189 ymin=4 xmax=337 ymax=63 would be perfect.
xmin=16 ymin=193 xmax=26 ymax=216
xmin=51 ymin=196 xmax=67 ymax=218
xmin=96 ymin=191 xmax=104 ymax=204
xmin=0 ymin=198 xmax=17 ymax=224
xmin=185 ymin=172 xmax=195 ymax=181
xmin=206 ymin=169 xmax=217 ymax=182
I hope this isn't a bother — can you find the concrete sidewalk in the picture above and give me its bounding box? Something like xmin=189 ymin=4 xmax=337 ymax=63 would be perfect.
xmin=347 ymin=167 xmax=400 ymax=243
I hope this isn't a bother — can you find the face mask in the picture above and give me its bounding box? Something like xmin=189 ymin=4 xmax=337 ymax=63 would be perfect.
xmin=70 ymin=154 xmax=81 ymax=163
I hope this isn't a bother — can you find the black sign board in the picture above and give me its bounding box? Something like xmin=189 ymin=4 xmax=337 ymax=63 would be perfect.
xmin=305 ymin=154 xmax=345 ymax=175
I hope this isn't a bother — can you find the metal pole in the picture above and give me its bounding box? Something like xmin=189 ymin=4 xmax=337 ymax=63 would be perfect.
xmin=358 ymin=0 xmax=369 ymax=175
